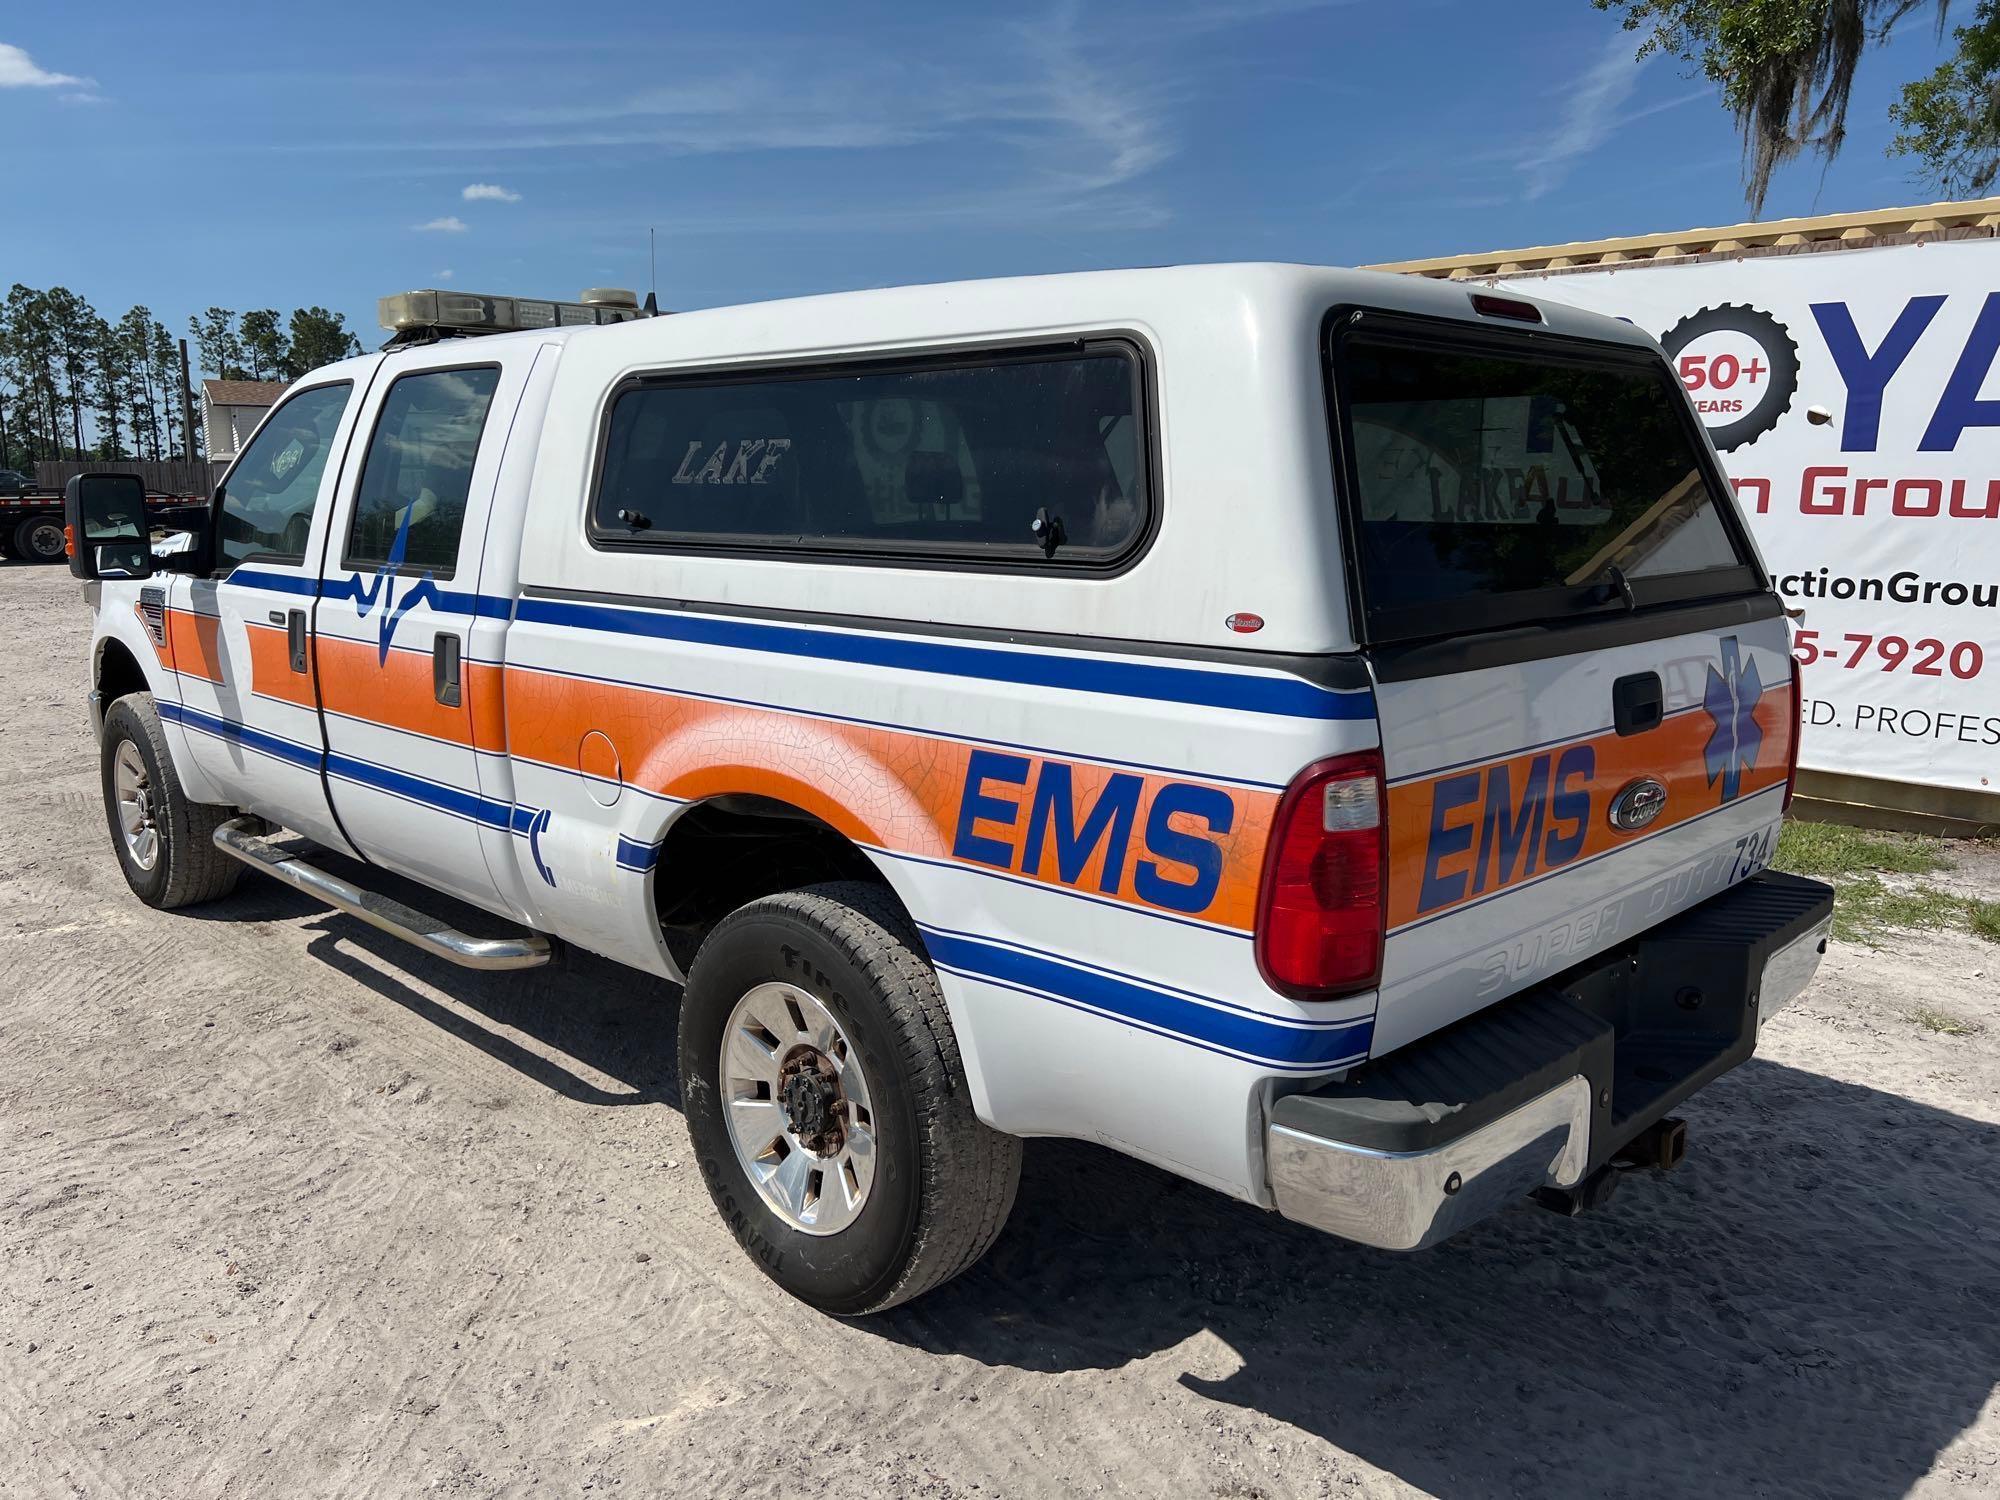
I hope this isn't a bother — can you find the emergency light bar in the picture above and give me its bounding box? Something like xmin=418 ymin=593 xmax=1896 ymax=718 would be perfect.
xmin=379 ymin=287 xmax=649 ymax=338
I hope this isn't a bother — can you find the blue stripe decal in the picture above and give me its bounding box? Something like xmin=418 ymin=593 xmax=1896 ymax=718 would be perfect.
xmin=220 ymin=569 xmax=321 ymax=598
xmin=514 ymin=597 xmax=1372 ymax=721
xmin=225 ymin=569 xmax=514 ymax=620
xmin=324 ymin=751 xmax=515 ymax=827
xmin=219 ymin=571 xmax=1370 ymax=720
xmin=164 ymin=702 xmax=556 ymax=836
xmin=920 ymin=927 xmax=1372 ymax=1070
xmin=161 ymin=701 xmax=320 ymax=770
xmin=615 ymin=835 xmax=663 ymax=871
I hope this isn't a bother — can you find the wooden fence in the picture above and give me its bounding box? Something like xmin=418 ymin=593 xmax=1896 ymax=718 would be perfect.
xmin=33 ymin=459 xmax=212 ymax=496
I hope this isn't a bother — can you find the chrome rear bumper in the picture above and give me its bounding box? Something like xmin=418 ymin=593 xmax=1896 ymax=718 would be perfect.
xmin=1269 ymin=1075 xmax=1592 ymax=1252
xmin=1264 ymin=870 xmax=1834 ymax=1253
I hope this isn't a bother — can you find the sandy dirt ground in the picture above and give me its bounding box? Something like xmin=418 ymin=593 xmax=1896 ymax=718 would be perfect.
xmin=3 ymin=559 xmax=1998 ymax=1500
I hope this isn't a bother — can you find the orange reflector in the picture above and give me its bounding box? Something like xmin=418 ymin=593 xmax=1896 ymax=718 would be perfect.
xmin=64 ymin=524 xmax=76 ymax=558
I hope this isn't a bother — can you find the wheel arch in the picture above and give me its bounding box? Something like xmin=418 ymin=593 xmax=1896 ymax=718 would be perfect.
xmin=647 ymin=791 xmax=925 ymax=975
xmin=95 ymin=633 xmax=152 ymax=706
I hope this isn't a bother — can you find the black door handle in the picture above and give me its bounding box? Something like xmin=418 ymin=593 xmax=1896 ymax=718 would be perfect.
xmin=287 ymin=609 xmax=307 ymax=674
xmin=434 ymin=633 xmax=462 ymax=707
xmin=1613 ymin=670 xmax=1663 ymax=736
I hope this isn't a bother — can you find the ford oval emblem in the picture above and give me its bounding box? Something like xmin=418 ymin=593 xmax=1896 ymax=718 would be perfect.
xmin=1609 ymin=777 xmax=1669 ymax=832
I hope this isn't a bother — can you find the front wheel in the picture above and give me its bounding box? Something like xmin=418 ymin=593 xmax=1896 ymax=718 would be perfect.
xmin=679 ymin=882 xmax=1020 ymax=1315
xmin=100 ymin=693 xmax=242 ymax=909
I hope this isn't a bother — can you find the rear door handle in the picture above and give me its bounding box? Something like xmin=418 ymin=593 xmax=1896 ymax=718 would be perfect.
xmin=287 ymin=609 xmax=307 ymax=674
xmin=434 ymin=633 xmax=462 ymax=707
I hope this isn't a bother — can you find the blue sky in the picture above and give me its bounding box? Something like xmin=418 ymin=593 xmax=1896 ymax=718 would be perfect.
xmin=0 ymin=0 xmax=1963 ymax=360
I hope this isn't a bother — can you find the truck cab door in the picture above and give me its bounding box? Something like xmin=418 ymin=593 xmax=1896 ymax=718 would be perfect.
xmin=311 ymin=357 xmax=525 ymax=913
xmin=173 ymin=380 xmax=364 ymax=854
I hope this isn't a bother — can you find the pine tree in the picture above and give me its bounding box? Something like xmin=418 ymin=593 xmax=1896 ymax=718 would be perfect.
xmin=87 ymin=314 xmax=128 ymax=459
xmin=150 ymin=320 xmax=183 ymax=460
xmin=285 ymin=307 xmax=364 ymax=378
xmin=117 ymin=306 xmax=159 ymax=460
xmin=240 ymin=309 xmax=289 ymax=382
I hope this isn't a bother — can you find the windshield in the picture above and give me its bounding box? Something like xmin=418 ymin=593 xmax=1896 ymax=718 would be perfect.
xmin=1332 ymin=319 xmax=1757 ymax=642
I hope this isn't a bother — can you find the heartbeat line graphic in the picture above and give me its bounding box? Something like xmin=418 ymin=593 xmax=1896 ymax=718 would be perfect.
xmin=349 ymin=502 xmax=439 ymax=664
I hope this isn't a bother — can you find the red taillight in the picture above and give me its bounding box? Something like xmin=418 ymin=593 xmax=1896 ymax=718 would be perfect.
xmin=1783 ymin=657 xmax=1803 ymax=810
xmin=1255 ymin=750 xmax=1386 ymax=999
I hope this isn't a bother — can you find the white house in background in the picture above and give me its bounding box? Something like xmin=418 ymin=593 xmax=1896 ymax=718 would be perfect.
xmin=201 ymin=379 xmax=289 ymax=464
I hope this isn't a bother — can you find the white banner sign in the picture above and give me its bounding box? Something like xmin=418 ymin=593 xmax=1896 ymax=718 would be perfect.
xmin=1512 ymin=240 xmax=2000 ymax=796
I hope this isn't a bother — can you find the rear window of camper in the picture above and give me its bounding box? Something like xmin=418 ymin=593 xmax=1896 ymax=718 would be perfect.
xmin=1331 ymin=318 xmax=1758 ymax=642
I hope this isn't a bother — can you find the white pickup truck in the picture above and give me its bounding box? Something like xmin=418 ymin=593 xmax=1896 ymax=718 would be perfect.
xmin=70 ymin=267 xmax=1833 ymax=1313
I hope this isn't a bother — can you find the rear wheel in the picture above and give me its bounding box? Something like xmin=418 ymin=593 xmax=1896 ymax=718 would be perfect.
xmin=100 ymin=693 xmax=242 ymax=909
xmin=14 ymin=514 xmax=67 ymax=564
xmin=680 ymin=882 xmax=1020 ymax=1314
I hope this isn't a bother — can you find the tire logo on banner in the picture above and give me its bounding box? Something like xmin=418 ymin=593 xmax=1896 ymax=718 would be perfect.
xmin=1661 ymin=303 xmax=1800 ymax=452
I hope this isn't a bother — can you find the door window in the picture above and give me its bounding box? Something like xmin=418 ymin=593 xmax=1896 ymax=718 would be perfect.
xmin=344 ymin=366 xmax=502 ymax=577
xmin=215 ymin=383 xmax=352 ymax=571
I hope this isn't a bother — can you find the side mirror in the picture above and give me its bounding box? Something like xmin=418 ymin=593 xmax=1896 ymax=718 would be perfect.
xmin=63 ymin=473 xmax=152 ymax=581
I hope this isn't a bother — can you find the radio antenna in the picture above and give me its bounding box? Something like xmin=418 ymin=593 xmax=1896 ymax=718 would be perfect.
xmin=649 ymin=227 xmax=657 ymax=303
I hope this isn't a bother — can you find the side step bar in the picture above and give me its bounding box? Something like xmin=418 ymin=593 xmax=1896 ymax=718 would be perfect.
xmin=213 ymin=817 xmax=551 ymax=971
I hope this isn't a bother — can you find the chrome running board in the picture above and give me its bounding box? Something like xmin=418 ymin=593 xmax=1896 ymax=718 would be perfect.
xmin=213 ymin=816 xmax=551 ymax=971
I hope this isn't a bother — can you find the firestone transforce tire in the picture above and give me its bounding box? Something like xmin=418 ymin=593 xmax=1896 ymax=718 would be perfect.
xmin=679 ymin=882 xmax=1021 ymax=1315
xmin=14 ymin=514 xmax=67 ymax=564
xmin=99 ymin=693 xmax=242 ymax=909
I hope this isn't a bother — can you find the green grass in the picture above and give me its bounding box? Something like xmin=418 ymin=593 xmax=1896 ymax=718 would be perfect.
xmin=1907 ymin=1005 xmax=1983 ymax=1037
xmin=1774 ymin=820 xmax=1999 ymax=948
xmin=1772 ymin=821 xmax=1952 ymax=879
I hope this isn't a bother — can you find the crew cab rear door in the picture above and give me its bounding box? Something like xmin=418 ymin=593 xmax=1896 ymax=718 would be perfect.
xmin=1327 ymin=310 xmax=1797 ymax=1056
xmin=312 ymin=355 xmax=527 ymax=912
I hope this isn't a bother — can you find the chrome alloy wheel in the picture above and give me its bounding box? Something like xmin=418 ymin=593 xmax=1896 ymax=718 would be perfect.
xmin=113 ymin=739 xmax=160 ymax=871
xmin=721 ymin=980 xmax=878 ymax=1236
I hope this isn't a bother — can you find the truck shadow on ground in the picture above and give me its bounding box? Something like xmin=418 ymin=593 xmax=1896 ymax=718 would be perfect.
xmin=211 ymin=869 xmax=1995 ymax=1500
xmin=889 ymin=1062 xmax=2000 ymax=1499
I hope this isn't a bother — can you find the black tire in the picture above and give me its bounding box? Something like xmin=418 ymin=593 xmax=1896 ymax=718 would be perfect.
xmin=14 ymin=513 xmax=68 ymax=564
xmin=0 ymin=529 xmax=16 ymax=560
xmin=680 ymin=882 xmax=1020 ymax=1315
xmin=100 ymin=693 xmax=243 ymax=909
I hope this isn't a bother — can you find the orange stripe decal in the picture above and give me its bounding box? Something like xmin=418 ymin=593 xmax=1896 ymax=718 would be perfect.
xmin=502 ymin=664 xmax=1274 ymax=930
xmin=247 ymin=622 xmax=316 ymax=707
xmin=164 ymin=608 xmax=223 ymax=684
xmin=313 ymin=634 xmax=505 ymax=749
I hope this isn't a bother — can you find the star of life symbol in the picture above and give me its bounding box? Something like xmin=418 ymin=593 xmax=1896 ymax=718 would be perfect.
xmin=1702 ymin=636 xmax=1763 ymax=802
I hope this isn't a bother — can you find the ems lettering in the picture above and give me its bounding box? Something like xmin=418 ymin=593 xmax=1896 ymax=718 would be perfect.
xmin=952 ymin=750 xmax=1234 ymax=914
xmin=671 ymin=436 xmax=792 ymax=484
xmin=1418 ymin=745 xmax=1593 ymax=916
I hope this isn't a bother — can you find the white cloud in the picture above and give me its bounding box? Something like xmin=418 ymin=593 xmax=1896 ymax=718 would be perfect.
xmin=462 ymin=182 xmax=521 ymax=202
xmin=415 ymin=215 xmax=468 ymax=233
xmin=1515 ymin=32 xmax=1647 ymax=200
xmin=0 ymin=41 xmax=89 ymax=89
xmin=437 ymin=268 xmax=455 ymax=281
